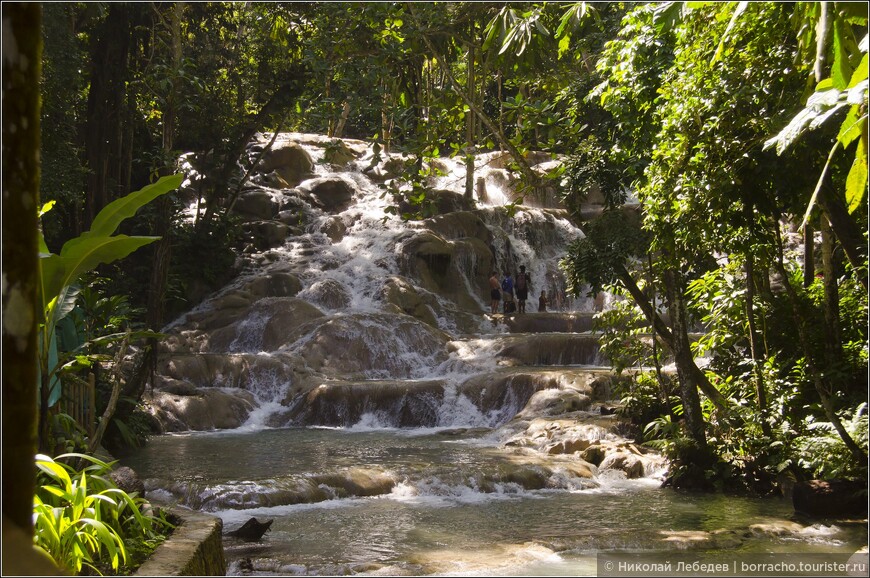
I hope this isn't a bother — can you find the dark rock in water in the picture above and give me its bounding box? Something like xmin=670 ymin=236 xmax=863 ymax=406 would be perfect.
xmin=793 ymin=479 xmax=868 ymax=517
xmin=109 ymin=466 xmax=145 ymax=496
xmin=600 ymin=405 xmax=617 ymax=415
xmin=227 ymin=518 xmax=274 ymax=541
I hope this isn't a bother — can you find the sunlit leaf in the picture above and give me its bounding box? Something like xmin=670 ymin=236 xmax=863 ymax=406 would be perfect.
xmin=845 ymin=131 xmax=867 ymax=213
xmin=712 ymin=2 xmax=749 ymax=63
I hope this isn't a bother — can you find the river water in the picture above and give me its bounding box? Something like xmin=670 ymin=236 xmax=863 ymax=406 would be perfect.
xmin=123 ymin=426 xmax=867 ymax=576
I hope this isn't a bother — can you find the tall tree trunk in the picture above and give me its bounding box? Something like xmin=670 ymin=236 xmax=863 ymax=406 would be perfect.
xmin=464 ymin=42 xmax=475 ymax=199
xmin=2 ymin=1 xmax=42 ymax=535
xmin=745 ymin=256 xmax=771 ymax=437
xmin=809 ymin=1 xmax=866 ymax=291
xmin=817 ymin=184 xmax=868 ymax=291
xmin=803 ymin=223 xmax=815 ymax=287
xmin=84 ymin=4 xmax=132 ymax=227
xmin=662 ymin=269 xmax=708 ymax=447
xmin=144 ymin=1 xmax=183 ymax=386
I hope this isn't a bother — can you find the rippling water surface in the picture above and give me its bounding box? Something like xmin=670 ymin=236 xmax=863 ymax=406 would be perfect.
xmin=123 ymin=427 xmax=867 ymax=576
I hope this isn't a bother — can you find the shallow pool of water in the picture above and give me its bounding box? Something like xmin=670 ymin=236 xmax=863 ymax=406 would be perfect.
xmin=123 ymin=427 xmax=867 ymax=576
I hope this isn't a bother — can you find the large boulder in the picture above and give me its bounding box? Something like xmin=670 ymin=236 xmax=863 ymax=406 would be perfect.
xmin=260 ymin=299 xmax=328 ymax=350
xmin=233 ymin=190 xmax=278 ymax=220
xmin=520 ymin=389 xmax=591 ymax=417
xmin=793 ymin=479 xmax=868 ymax=517
xmin=243 ymin=220 xmax=290 ymax=250
xmin=381 ymin=277 xmax=439 ymax=328
xmin=306 ymin=278 xmax=351 ymax=310
xmin=399 ymin=189 xmax=475 ymax=216
xmin=322 ymin=140 xmax=359 ymax=166
xmin=320 ymin=215 xmax=348 ymax=242
xmin=399 ymin=231 xmax=493 ymax=313
xmin=260 ymin=142 xmax=315 ymax=187
xmin=425 ymin=211 xmax=493 ymax=244
xmin=302 ymin=177 xmax=356 ymax=213
xmin=238 ymin=271 xmax=303 ymax=300
xmin=110 ymin=466 xmax=145 ymax=496
xmin=599 ymin=451 xmax=647 ymax=479
xmin=147 ymin=388 xmax=257 ymax=432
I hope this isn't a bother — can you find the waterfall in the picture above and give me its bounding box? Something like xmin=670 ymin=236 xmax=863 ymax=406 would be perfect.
xmin=152 ymin=133 xmax=616 ymax=434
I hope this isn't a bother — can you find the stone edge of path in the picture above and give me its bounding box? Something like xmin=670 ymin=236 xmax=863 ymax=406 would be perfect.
xmin=135 ymin=507 xmax=226 ymax=576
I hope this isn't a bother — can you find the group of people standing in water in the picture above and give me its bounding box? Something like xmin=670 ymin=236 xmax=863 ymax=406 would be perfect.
xmin=489 ymin=266 xmax=552 ymax=315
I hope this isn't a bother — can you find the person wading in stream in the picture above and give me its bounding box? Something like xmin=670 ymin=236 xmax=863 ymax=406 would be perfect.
xmin=501 ymin=271 xmax=515 ymax=314
xmin=488 ymin=271 xmax=501 ymax=314
xmin=515 ymin=265 xmax=531 ymax=314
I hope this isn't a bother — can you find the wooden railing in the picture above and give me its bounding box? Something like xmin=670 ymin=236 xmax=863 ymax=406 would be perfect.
xmin=59 ymin=373 xmax=96 ymax=438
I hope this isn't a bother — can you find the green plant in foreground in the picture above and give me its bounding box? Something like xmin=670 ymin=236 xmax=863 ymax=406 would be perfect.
xmin=33 ymin=453 xmax=168 ymax=575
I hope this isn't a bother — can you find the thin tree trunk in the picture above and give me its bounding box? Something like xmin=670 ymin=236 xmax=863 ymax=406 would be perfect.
xmin=88 ymin=333 xmax=130 ymax=454
xmin=2 ymin=1 xmax=42 ymax=534
xmin=614 ymin=263 xmax=731 ymax=411
xmin=820 ymin=217 xmax=842 ymax=361
xmin=647 ymin=253 xmax=666 ymax=400
xmin=464 ymin=42 xmax=475 ymax=199
xmin=803 ymin=223 xmax=815 ymax=287
xmin=662 ymin=269 xmax=708 ymax=447
xmin=334 ymin=101 xmax=351 ymax=138
xmin=745 ymin=256 xmax=771 ymax=437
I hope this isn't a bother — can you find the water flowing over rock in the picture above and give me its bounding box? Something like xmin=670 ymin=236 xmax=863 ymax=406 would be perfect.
xmin=145 ymin=132 xmax=667 ymax=496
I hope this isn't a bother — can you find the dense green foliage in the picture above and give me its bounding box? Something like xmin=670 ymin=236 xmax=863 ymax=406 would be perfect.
xmin=560 ymin=2 xmax=867 ymax=491
xmin=33 ymin=453 xmax=170 ymax=575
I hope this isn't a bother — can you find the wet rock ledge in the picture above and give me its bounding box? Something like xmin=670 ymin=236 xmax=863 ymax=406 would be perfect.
xmin=135 ymin=508 xmax=226 ymax=576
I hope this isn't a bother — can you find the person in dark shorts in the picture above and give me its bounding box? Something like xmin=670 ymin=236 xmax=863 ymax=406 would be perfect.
xmin=488 ymin=271 xmax=501 ymax=314
xmin=515 ymin=265 xmax=531 ymax=313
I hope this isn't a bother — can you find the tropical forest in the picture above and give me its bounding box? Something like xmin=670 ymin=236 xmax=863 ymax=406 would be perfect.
xmin=1 ymin=1 xmax=868 ymax=576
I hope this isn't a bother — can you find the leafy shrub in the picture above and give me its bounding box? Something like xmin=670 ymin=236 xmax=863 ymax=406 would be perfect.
xmin=32 ymin=453 xmax=170 ymax=575
xmin=797 ymin=402 xmax=869 ymax=481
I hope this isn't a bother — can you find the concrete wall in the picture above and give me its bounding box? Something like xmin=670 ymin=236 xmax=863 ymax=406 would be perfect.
xmin=136 ymin=508 xmax=226 ymax=576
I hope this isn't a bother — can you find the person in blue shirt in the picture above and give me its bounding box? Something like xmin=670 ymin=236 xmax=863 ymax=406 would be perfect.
xmin=501 ymin=271 xmax=515 ymax=314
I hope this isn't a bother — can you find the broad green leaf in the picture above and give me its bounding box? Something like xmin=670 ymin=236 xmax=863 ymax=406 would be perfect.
xmin=50 ymin=285 xmax=80 ymax=329
xmin=764 ymin=107 xmax=818 ymax=154
xmin=39 ymin=200 xmax=56 ymax=217
xmin=837 ymin=106 xmax=865 ymax=146
xmin=832 ymin=18 xmax=854 ymax=90
xmin=42 ymin=236 xmax=159 ymax=311
xmin=36 ymin=457 xmax=72 ymax=489
xmin=845 ymin=131 xmax=867 ymax=213
xmin=558 ymin=33 xmax=571 ymax=59
xmin=38 ymin=230 xmax=50 ymax=257
xmin=83 ymin=174 xmax=181 ymax=240
xmin=847 ymin=53 xmax=868 ymax=89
